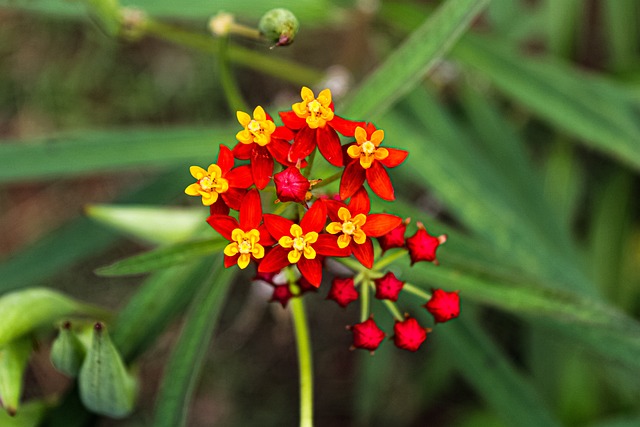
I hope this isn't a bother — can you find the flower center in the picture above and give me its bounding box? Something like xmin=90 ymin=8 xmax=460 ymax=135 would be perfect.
xmin=342 ymin=220 xmax=356 ymax=235
xmin=307 ymin=99 xmax=322 ymax=115
xmin=248 ymin=119 xmax=264 ymax=135
xmin=361 ymin=140 xmax=376 ymax=155
xmin=292 ymin=236 xmax=307 ymax=251
xmin=224 ymin=228 xmax=265 ymax=269
xmin=238 ymin=238 xmax=253 ymax=254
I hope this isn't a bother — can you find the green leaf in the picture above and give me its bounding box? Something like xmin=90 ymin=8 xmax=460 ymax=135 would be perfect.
xmin=454 ymin=36 xmax=640 ymax=170
xmin=95 ymin=238 xmax=226 ymax=277
xmin=152 ymin=263 xmax=234 ymax=427
xmin=343 ymin=0 xmax=490 ymax=119
xmin=86 ymin=205 xmax=206 ymax=246
xmin=0 ymin=337 xmax=32 ymax=416
xmin=0 ymin=126 xmax=233 ymax=184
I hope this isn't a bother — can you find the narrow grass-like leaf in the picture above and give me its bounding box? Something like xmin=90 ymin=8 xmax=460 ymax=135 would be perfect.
xmin=343 ymin=0 xmax=490 ymax=119
xmin=454 ymin=36 xmax=640 ymax=170
xmin=0 ymin=127 xmax=233 ymax=184
xmin=86 ymin=205 xmax=205 ymax=246
xmin=603 ymin=0 xmax=639 ymax=72
xmin=152 ymin=263 xmax=234 ymax=427
xmin=440 ymin=313 xmax=562 ymax=427
xmin=95 ymin=238 xmax=225 ymax=277
xmin=544 ymin=0 xmax=582 ymax=57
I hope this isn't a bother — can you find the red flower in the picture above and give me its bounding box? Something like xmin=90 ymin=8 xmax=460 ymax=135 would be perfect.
xmin=340 ymin=123 xmax=408 ymax=201
xmin=274 ymin=166 xmax=310 ymax=204
xmin=406 ymin=222 xmax=447 ymax=265
xmin=280 ymin=87 xmax=364 ymax=167
xmin=349 ymin=317 xmax=385 ymax=352
xmin=325 ymin=188 xmax=402 ymax=268
xmin=327 ymin=277 xmax=359 ymax=308
xmin=270 ymin=284 xmax=294 ymax=308
xmin=374 ymin=272 xmax=404 ymax=301
xmin=206 ymin=189 xmax=275 ymax=269
xmin=424 ymin=289 xmax=460 ymax=323
xmin=393 ymin=317 xmax=431 ymax=352
xmin=377 ymin=218 xmax=410 ymax=254
xmin=259 ymin=201 xmax=349 ymax=287
xmin=185 ymin=145 xmax=253 ymax=215
xmin=234 ymin=106 xmax=296 ymax=189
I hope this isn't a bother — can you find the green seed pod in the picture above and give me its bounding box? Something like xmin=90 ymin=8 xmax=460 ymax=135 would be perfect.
xmin=79 ymin=323 xmax=137 ymax=419
xmin=258 ymin=8 xmax=299 ymax=46
xmin=0 ymin=337 xmax=32 ymax=416
xmin=50 ymin=322 xmax=87 ymax=378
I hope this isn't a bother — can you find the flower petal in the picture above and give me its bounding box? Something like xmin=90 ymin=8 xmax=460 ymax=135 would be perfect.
xmin=339 ymin=160 xmax=366 ymax=201
xmin=348 ymin=187 xmax=370 ymax=216
xmin=352 ymin=237 xmax=374 ymax=269
xmin=258 ymin=246 xmax=291 ymax=273
xmin=361 ymin=214 xmax=402 ymax=237
xmin=324 ymin=200 xmax=347 ymax=221
xmin=232 ymin=142 xmax=252 ymax=160
xmin=217 ymin=145 xmax=234 ymax=173
xmin=366 ymin=161 xmax=395 ymax=201
xmin=300 ymin=200 xmax=327 ymax=233
xmin=251 ymin=145 xmax=273 ymax=190
xmin=225 ymin=165 xmax=253 ymax=189
xmin=267 ymin=137 xmax=295 ymax=166
xmin=240 ymin=189 xmax=262 ymax=230
xmin=297 ymin=257 xmax=322 ymax=287
xmin=289 ymin=126 xmax=317 ymax=164
xmin=224 ymin=254 xmax=239 ymax=268
xmin=264 ymin=214 xmax=294 ymax=241
xmin=330 ymin=115 xmax=365 ymax=137
xmin=379 ymin=147 xmax=408 ymax=168
xmin=316 ymin=126 xmax=343 ymax=167
xmin=206 ymin=214 xmax=239 ymax=240
xmin=220 ymin=187 xmax=245 ymax=211
xmin=314 ymin=234 xmax=351 ymax=257
xmin=272 ymin=126 xmax=294 ymax=141
xmin=279 ymin=111 xmax=307 ymax=130
xmin=209 ymin=199 xmax=231 ymax=216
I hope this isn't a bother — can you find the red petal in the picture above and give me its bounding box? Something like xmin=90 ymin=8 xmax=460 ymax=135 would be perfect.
xmin=258 ymin=246 xmax=291 ymax=273
xmin=220 ymin=188 xmax=245 ymax=211
xmin=329 ymin=115 xmax=365 ymax=137
xmin=209 ymin=199 xmax=230 ymax=216
xmin=289 ymin=126 xmax=317 ymax=164
xmin=264 ymin=214 xmax=294 ymax=240
xmin=352 ymin=238 xmax=374 ymax=269
xmin=348 ymin=187 xmax=370 ymax=215
xmin=272 ymin=126 xmax=294 ymax=141
xmin=300 ymin=200 xmax=327 ymax=233
xmin=339 ymin=161 xmax=366 ymax=201
xmin=240 ymin=189 xmax=262 ymax=230
xmin=206 ymin=214 xmax=239 ymax=240
xmin=225 ymin=165 xmax=253 ymax=189
xmin=362 ymin=214 xmax=402 ymax=237
xmin=217 ymin=145 xmax=234 ymax=173
xmin=279 ymin=111 xmax=306 ymax=130
xmin=316 ymin=126 xmax=343 ymax=167
xmin=380 ymin=148 xmax=408 ymax=168
xmin=315 ymin=234 xmax=351 ymax=257
xmin=251 ymin=145 xmax=273 ymax=190
xmin=267 ymin=137 xmax=295 ymax=166
xmin=364 ymin=122 xmax=377 ymax=136
xmin=258 ymin=224 xmax=276 ymax=246
xmin=232 ymin=142 xmax=252 ymax=160
xmin=366 ymin=161 xmax=395 ymax=201
xmin=297 ymin=257 xmax=322 ymax=287
xmin=324 ymin=199 xmax=347 ymax=221
xmin=224 ymin=254 xmax=239 ymax=268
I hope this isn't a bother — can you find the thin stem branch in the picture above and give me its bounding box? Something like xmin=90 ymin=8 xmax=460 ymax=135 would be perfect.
xmin=290 ymin=296 xmax=314 ymax=427
xmin=218 ymin=36 xmax=249 ymax=113
xmin=311 ymin=170 xmax=341 ymax=189
xmin=403 ymin=283 xmax=432 ymax=301
xmin=360 ymin=279 xmax=371 ymax=322
xmin=373 ymin=249 xmax=408 ymax=271
xmin=382 ymin=299 xmax=404 ymax=322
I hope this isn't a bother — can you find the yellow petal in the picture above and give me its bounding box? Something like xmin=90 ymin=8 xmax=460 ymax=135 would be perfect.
xmin=237 ymin=253 xmax=251 ymax=269
xmin=370 ymin=129 xmax=385 ymax=146
xmin=288 ymin=249 xmax=301 ymax=264
xmin=304 ymin=232 xmax=318 ymax=244
xmin=290 ymin=224 xmax=303 ymax=238
xmin=292 ymin=101 xmax=308 ymax=117
xmin=359 ymin=155 xmax=374 ymax=169
xmin=236 ymin=111 xmax=251 ymax=126
xmin=207 ymin=164 xmax=222 ymax=177
xmin=185 ymin=183 xmax=201 ymax=196
xmin=317 ymin=88 xmax=332 ymax=106
xmin=253 ymin=106 xmax=266 ymax=121
xmin=189 ymin=166 xmax=207 ymax=179
xmin=300 ymin=86 xmax=314 ymax=101
xmin=231 ymin=229 xmax=245 ymax=243
xmin=236 ymin=129 xmax=253 ymax=144
xmin=347 ymin=145 xmax=362 ymax=159
xmin=326 ymin=222 xmax=342 ymax=234
xmin=252 ymin=243 xmax=265 ymax=259
xmin=354 ymin=126 xmax=367 ymax=144
xmin=279 ymin=236 xmax=294 ymax=248
xmin=224 ymin=242 xmax=239 ymax=256
xmin=337 ymin=234 xmax=351 ymax=249
xmin=201 ymin=192 xmax=218 ymax=206
xmin=352 ymin=213 xmax=367 ymax=227
xmin=374 ymin=147 xmax=389 ymax=161
xmin=353 ymin=229 xmax=367 ymax=245
xmin=337 ymin=207 xmax=352 ymax=222
xmin=217 ymin=178 xmax=229 ymax=193
xmin=303 ymin=245 xmax=316 ymax=259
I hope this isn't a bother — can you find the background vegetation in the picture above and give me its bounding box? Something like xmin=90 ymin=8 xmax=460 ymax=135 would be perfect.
xmin=0 ymin=0 xmax=639 ymax=426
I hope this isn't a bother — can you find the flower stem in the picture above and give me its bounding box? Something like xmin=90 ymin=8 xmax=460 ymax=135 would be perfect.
xmin=360 ymin=279 xmax=370 ymax=322
xmin=218 ymin=35 xmax=250 ymax=113
xmin=381 ymin=299 xmax=404 ymax=322
xmin=311 ymin=170 xmax=342 ymax=189
xmin=290 ymin=296 xmax=314 ymax=427
xmin=403 ymin=283 xmax=432 ymax=301
xmin=373 ymin=249 xmax=408 ymax=271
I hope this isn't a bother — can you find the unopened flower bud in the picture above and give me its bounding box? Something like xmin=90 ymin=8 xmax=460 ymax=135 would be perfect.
xmin=327 ymin=277 xmax=358 ymax=308
xmin=377 ymin=218 xmax=409 ymax=253
xmin=270 ymin=284 xmax=294 ymax=308
xmin=348 ymin=317 xmax=385 ymax=352
xmin=373 ymin=272 xmax=404 ymax=301
xmin=406 ymin=222 xmax=446 ymax=265
xmin=258 ymin=8 xmax=299 ymax=46
xmin=274 ymin=166 xmax=310 ymax=204
xmin=393 ymin=317 xmax=430 ymax=352
xmin=209 ymin=11 xmax=235 ymax=36
xmin=424 ymin=289 xmax=460 ymax=323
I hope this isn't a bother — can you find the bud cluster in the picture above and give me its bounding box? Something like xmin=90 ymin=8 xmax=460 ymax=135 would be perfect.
xmin=186 ymin=86 xmax=460 ymax=353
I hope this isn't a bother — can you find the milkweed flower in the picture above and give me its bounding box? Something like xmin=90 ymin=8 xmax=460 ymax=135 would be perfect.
xmin=424 ymin=289 xmax=460 ymax=323
xmin=327 ymin=277 xmax=359 ymax=308
xmin=274 ymin=166 xmax=310 ymax=204
xmin=406 ymin=222 xmax=447 ymax=265
xmin=374 ymin=272 xmax=404 ymax=301
xmin=348 ymin=317 xmax=385 ymax=352
xmin=207 ymin=189 xmax=275 ymax=269
xmin=340 ymin=124 xmax=408 ymax=201
xmin=393 ymin=317 xmax=431 ymax=352
xmin=280 ymin=87 xmax=364 ymax=167
xmin=377 ymin=218 xmax=410 ymax=254
xmin=325 ymin=188 xmax=402 ymax=268
xmin=185 ymin=145 xmax=253 ymax=215
xmin=259 ymin=201 xmax=349 ymax=286
xmin=234 ymin=106 xmax=297 ymax=189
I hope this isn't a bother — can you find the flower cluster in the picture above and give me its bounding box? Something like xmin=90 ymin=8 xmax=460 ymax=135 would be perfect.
xmin=186 ymin=86 xmax=460 ymax=352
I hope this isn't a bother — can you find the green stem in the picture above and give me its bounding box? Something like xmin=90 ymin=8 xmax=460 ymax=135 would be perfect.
xmin=290 ymin=296 xmax=314 ymax=427
xmin=142 ymin=18 xmax=323 ymax=85
xmin=311 ymin=171 xmax=341 ymax=189
xmin=382 ymin=299 xmax=404 ymax=322
xmin=360 ymin=279 xmax=371 ymax=322
xmin=403 ymin=283 xmax=432 ymax=301
xmin=373 ymin=249 xmax=408 ymax=271
xmin=334 ymin=257 xmax=367 ymax=273
xmin=303 ymin=149 xmax=317 ymax=178
xmin=218 ymin=36 xmax=250 ymax=112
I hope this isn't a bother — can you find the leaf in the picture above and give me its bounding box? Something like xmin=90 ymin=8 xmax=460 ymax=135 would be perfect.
xmin=86 ymin=205 xmax=206 ymax=246
xmin=0 ymin=337 xmax=32 ymax=416
xmin=454 ymin=36 xmax=640 ymax=170
xmin=343 ymin=0 xmax=490 ymax=119
xmin=152 ymin=263 xmax=234 ymax=427
xmin=95 ymin=238 xmax=226 ymax=277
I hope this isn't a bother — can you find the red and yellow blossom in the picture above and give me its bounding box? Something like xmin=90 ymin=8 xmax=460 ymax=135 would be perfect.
xmin=259 ymin=201 xmax=349 ymax=286
xmin=280 ymin=87 xmax=364 ymax=167
xmin=340 ymin=123 xmax=408 ymax=201
xmin=185 ymin=145 xmax=253 ymax=215
xmin=207 ymin=189 xmax=275 ymax=269
xmin=233 ymin=106 xmax=296 ymax=190
xmin=325 ymin=188 xmax=402 ymax=268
